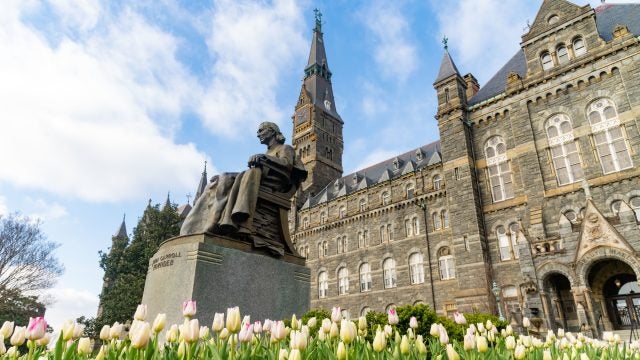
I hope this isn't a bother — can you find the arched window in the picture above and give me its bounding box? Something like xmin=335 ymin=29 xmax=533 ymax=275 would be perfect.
xmin=502 ymin=285 xmax=521 ymax=315
xmin=338 ymin=267 xmax=349 ymax=295
xmin=588 ymin=99 xmax=632 ymax=174
xmin=485 ymin=136 xmax=514 ymax=202
xmin=383 ymin=258 xmax=397 ymax=288
xmin=359 ymin=263 xmax=372 ymax=292
xmin=360 ymin=307 xmax=371 ymax=317
xmin=509 ymin=223 xmax=520 ymax=259
xmin=406 ymin=183 xmax=415 ymax=199
xmin=432 ymin=212 xmax=442 ymax=230
xmin=438 ymin=247 xmax=455 ymax=280
xmin=320 ymin=211 xmax=327 ymax=224
xmin=359 ymin=198 xmax=367 ymax=212
xmin=339 ymin=205 xmax=347 ymax=219
xmin=358 ymin=231 xmax=365 ymax=248
xmin=409 ymin=253 xmax=424 ymax=284
xmin=630 ymin=197 xmax=640 ymax=221
xmin=380 ymin=225 xmax=387 ymax=242
xmin=381 ymin=191 xmax=391 ymax=206
xmin=546 ymin=114 xmax=583 ymax=185
xmin=302 ymin=217 xmax=309 ymax=229
xmin=573 ymin=37 xmax=586 ymax=57
xmin=318 ymin=243 xmax=323 ymax=258
xmin=433 ymin=175 xmax=442 ymax=190
xmin=541 ymin=52 xmax=554 ymax=70
xmin=444 ymin=88 xmax=450 ymax=103
xmin=337 ymin=236 xmax=347 ymax=254
xmin=412 ymin=216 xmax=419 ymax=235
xmin=318 ymin=272 xmax=328 ymax=298
xmin=441 ymin=210 xmax=449 ymax=228
xmin=497 ymin=225 xmax=511 ymax=260
xmin=611 ymin=200 xmax=623 ymax=216
xmin=405 ymin=219 xmax=413 ymax=237
xmin=557 ymin=45 xmax=569 ymax=64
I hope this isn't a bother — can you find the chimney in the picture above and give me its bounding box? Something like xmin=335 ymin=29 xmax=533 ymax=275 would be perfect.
xmin=463 ymin=73 xmax=480 ymax=100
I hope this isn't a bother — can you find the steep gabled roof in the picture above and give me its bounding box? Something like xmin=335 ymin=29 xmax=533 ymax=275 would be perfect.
xmin=434 ymin=51 xmax=461 ymax=84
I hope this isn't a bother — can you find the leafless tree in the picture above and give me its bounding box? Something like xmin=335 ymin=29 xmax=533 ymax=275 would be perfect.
xmin=0 ymin=213 xmax=64 ymax=301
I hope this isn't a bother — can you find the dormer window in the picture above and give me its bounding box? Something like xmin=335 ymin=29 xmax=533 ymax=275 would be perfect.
xmin=541 ymin=52 xmax=553 ymax=70
xmin=393 ymin=158 xmax=401 ymax=170
xmin=352 ymin=174 xmax=358 ymax=186
xmin=416 ymin=149 xmax=423 ymax=161
xmin=573 ymin=37 xmax=586 ymax=57
xmin=548 ymin=14 xmax=559 ymax=25
xmin=557 ymin=45 xmax=569 ymax=65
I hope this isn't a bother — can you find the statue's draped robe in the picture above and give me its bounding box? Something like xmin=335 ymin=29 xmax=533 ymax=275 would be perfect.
xmin=180 ymin=143 xmax=305 ymax=246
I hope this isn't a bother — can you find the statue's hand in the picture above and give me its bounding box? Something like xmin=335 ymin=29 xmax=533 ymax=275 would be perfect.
xmin=248 ymin=154 xmax=266 ymax=167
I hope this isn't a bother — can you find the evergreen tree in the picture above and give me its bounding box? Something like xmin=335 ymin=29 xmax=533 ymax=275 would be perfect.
xmin=97 ymin=200 xmax=182 ymax=329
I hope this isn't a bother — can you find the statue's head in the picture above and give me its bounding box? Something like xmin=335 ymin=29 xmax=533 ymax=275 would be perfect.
xmin=259 ymin=122 xmax=286 ymax=144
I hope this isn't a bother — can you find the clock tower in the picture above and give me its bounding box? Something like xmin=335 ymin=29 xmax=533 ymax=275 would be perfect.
xmin=292 ymin=9 xmax=343 ymax=207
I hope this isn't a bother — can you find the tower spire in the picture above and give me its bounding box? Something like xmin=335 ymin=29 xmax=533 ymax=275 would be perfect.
xmin=114 ymin=214 xmax=127 ymax=239
xmin=194 ymin=160 xmax=208 ymax=205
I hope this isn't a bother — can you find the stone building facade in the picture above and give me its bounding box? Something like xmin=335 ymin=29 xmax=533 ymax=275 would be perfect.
xmin=289 ymin=0 xmax=640 ymax=335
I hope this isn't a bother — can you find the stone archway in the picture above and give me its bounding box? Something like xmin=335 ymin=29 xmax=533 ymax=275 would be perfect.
xmin=535 ymin=262 xmax=579 ymax=332
xmin=587 ymin=259 xmax=639 ymax=330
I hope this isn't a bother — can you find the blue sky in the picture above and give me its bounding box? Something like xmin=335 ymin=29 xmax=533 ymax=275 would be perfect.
xmin=0 ymin=0 xmax=623 ymax=327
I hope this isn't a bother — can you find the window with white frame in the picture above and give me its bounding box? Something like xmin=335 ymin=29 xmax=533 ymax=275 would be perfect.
xmin=339 ymin=205 xmax=347 ymax=218
xmin=557 ymin=45 xmax=569 ymax=64
xmin=364 ymin=230 xmax=369 ymax=247
xmin=359 ymin=198 xmax=367 ymax=212
xmin=412 ymin=216 xmax=419 ymax=235
xmin=441 ymin=210 xmax=449 ymax=228
xmin=432 ymin=212 xmax=442 ymax=230
xmin=382 ymin=191 xmax=390 ymax=206
xmin=380 ymin=226 xmax=387 ymax=243
xmin=438 ymin=247 xmax=455 ymax=280
xmin=405 ymin=219 xmax=413 ymax=237
xmin=546 ymin=114 xmax=584 ymax=185
xmin=509 ymin=223 xmax=520 ymax=259
xmin=409 ymin=253 xmax=424 ymax=284
xmin=337 ymin=236 xmax=347 ymax=254
xmin=406 ymin=183 xmax=415 ymax=199
xmin=433 ymin=175 xmax=442 ymax=190
xmin=588 ymin=98 xmax=633 ymax=174
xmin=302 ymin=217 xmax=309 ymax=229
xmin=631 ymin=197 xmax=640 ymax=221
xmin=497 ymin=225 xmax=511 ymax=261
xmin=323 ymin=241 xmax=329 ymax=257
xmin=541 ymin=52 xmax=554 ymax=70
xmin=485 ymin=136 xmax=514 ymax=202
xmin=387 ymin=224 xmax=393 ymax=241
xmin=383 ymin=258 xmax=397 ymax=288
xmin=320 ymin=211 xmax=327 ymax=224
xmin=318 ymin=271 xmax=328 ymax=298
xmin=573 ymin=37 xmax=586 ymax=57
xmin=359 ymin=263 xmax=372 ymax=292
xmin=502 ymin=285 xmax=521 ymax=315
xmin=338 ymin=267 xmax=349 ymax=295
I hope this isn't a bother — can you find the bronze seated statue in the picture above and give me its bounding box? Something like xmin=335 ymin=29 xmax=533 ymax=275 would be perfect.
xmin=180 ymin=122 xmax=307 ymax=257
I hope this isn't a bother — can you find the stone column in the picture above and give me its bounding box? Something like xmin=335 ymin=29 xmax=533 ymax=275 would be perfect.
xmin=540 ymin=291 xmax=554 ymax=332
xmin=583 ymin=289 xmax=600 ymax=337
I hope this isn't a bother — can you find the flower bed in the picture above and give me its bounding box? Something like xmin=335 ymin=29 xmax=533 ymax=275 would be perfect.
xmin=1 ymin=301 xmax=639 ymax=359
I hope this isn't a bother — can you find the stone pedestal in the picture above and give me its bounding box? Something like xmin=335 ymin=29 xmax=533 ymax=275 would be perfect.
xmin=142 ymin=233 xmax=310 ymax=327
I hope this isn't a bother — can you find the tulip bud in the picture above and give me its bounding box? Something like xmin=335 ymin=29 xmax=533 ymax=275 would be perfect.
xmin=514 ymin=344 xmax=526 ymax=360
xmin=476 ymin=336 xmax=488 ymax=353
xmin=454 ymin=312 xmax=466 ymax=325
xmin=212 ymin=313 xmax=224 ymax=332
xmin=373 ymin=330 xmax=385 ymax=352
xmin=278 ymin=349 xmax=288 ymax=360
xmin=358 ymin=316 xmax=367 ymax=331
xmin=219 ymin=328 xmax=229 ymax=340
xmin=340 ymin=320 xmax=356 ymax=344
xmin=177 ymin=341 xmax=186 ymax=358
xmin=330 ymin=322 xmax=339 ymax=339
xmin=61 ymin=320 xmax=75 ymax=341
xmin=73 ymin=323 xmax=85 ymax=339
xmin=464 ymin=333 xmax=475 ymax=350
xmin=331 ymin=307 xmax=342 ymax=322
xmin=130 ymin=320 xmax=151 ymax=349
xmin=505 ymin=335 xmax=516 ymax=350
xmin=336 ymin=342 xmax=346 ymax=360
xmin=409 ymin=316 xmax=418 ymax=329
xmin=239 ymin=323 xmax=253 ymax=343
xmin=270 ymin=321 xmax=286 ymax=342
xmin=321 ymin=318 xmax=331 ymax=333
xmin=543 ymin=350 xmax=552 ymax=360
xmin=166 ymin=324 xmax=179 ymax=343
xmin=134 ymin=304 xmax=147 ymax=321
xmin=35 ymin=333 xmax=50 ymax=347
xmin=25 ymin=317 xmax=46 ymax=341
xmin=78 ymin=337 xmax=92 ymax=355
xmin=485 ymin=319 xmax=493 ymax=329
xmin=0 ymin=337 xmax=6 ymax=355
xmin=10 ymin=326 xmax=25 ymax=346
xmin=430 ymin=323 xmax=440 ymax=336
xmin=182 ymin=300 xmax=197 ymax=318
xmin=446 ymin=344 xmax=460 ymax=360
xmin=199 ymin=326 xmax=210 ymax=339
xmin=110 ymin=322 xmax=123 ymax=340
xmin=387 ymin=308 xmax=399 ymax=325
xmin=153 ymin=314 xmax=166 ymax=334
xmin=263 ymin=319 xmax=272 ymax=332
xmin=181 ymin=319 xmax=199 ymax=343
xmin=438 ymin=325 xmax=449 ymax=345
xmin=253 ymin=321 xmax=262 ymax=334
xmin=290 ymin=348 xmax=302 ymax=360
xmin=522 ymin=317 xmax=530 ymax=328
xmin=99 ymin=325 xmax=110 ymax=341
xmin=95 ymin=346 xmax=106 ymax=360
xmin=400 ymin=335 xmax=410 ymax=355
xmin=477 ymin=322 xmax=485 ymax=333
xmin=226 ymin=307 xmax=241 ymax=333
xmin=307 ymin=317 xmax=317 ymax=329
xmin=0 ymin=322 xmax=14 ymax=339
xmin=505 ymin=324 xmax=513 ymax=335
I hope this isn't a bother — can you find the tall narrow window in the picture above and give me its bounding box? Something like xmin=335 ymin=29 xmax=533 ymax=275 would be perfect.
xmin=382 ymin=191 xmax=390 ymax=206
xmin=546 ymin=114 xmax=583 ymax=185
xmin=339 ymin=206 xmax=347 ymax=219
xmin=409 ymin=253 xmax=424 ymax=284
xmin=630 ymin=197 xmax=640 ymax=221
xmin=541 ymin=52 xmax=553 ymax=70
xmin=485 ymin=136 xmax=514 ymax=202
xmin=405 ymin=219 xmax=413 ymax=237
xmin=441 ymin=210 xmax=449 ymax=228
xmin=359 ymin=199 xmax=367 ymax=212
xmin=573 ymin=37 xmax=586 ymax=57
xmin=380 ymin=226 xmax=387 ymax=242
xmin=338 ymin=267 xmax=349 ymax=295
xmin=318 ymin=272 xmax=328 ymax=299
xmin=302 ymin=217 xmax=309 ymax=229
xmin=387 ymin=224 xmax=393 ymax=241
xmin=383 ymin=258 xmax=397 ymax=288
xmin=358 ymin=232 xmax=364 ymax=248
xmin=438 ymin=247 xmax=456 ymax=280
xmin=497 ymin=225 xmax=511 ymax=261
xmin=557 ymin=45 xmax=569 ymax=64
xmin=318 ymin=243 xmax=323 ymax=258
xmin=444 ymin=88 xmax=450 ymax=103
xmin=509 ymin=223 xmax=520 ymax=259
xmin=364 ymin=230 xmax=369 ymax=247
xmin=432 ymin=212 xmax=442 ymax=230
xmin=359 ymin=263 xmax=372 ymax=292
xmin=433 ymin=175 xmax=442 ymax=190
xmin=323 ymin=241 xmax=328 ymax=257
xmin=406 ymin=183 xmax=415 ymax=199
xmin=320 ymin=211 xmax=327 ymax=224
xmin=588 ymin=99 xmax=632 ymax=174
xmin=412 ymin=216 xmax=419 ymax=235
xmin=611 ymin=200 xmax=623 ymax=216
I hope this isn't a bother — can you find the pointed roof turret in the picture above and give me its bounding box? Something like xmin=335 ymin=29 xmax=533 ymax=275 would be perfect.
xmin=164 ymin=192 xmax=172 ymax=209
xmin=434 ymin=38 xmax=461 ymax=84
xmin=300 ymin=9 xmax=341 ymax=120
xmin=114 ymin=214 xmax=127 ymax=239
xmin=194 ymin=161 xmax=208 ymax=205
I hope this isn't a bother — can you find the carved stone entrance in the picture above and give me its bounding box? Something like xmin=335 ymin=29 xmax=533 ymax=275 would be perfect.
xmin=588 ymin=260 xmax=640 ymax=330
xmin=543 ymin=273 xmax=579 ymax=331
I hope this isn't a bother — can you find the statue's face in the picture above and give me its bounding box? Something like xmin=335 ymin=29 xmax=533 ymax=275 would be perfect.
xmin=257 ymin=125 xmax=274 ymax=144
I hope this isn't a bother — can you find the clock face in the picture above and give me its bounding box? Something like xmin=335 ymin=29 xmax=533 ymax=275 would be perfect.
xmin=295 ymin=108 xmax=309 ymax=124
xmin=324 ymin=99 xmax=331 ymax=110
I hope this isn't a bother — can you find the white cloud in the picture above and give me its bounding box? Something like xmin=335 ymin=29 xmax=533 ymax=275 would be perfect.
xmin=198 ymin=0 xmax=307 ymax=137
xmin=48 ymin=0 xmax=102 ymax=31
xmin=44 ymin=287 xmax=99 ymax=329
xmin=0 ymin=196 xmax=7 ymax=216
xmin=25 ymin=197 xmax=68 ymax=222
xmin=360 ymin=1 xmax=418 ymax=82
xmin=0 ymin=1 xmax=206 ymax=202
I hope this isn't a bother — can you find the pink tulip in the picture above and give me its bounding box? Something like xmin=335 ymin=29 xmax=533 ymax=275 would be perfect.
xmin=331 ymin=307 xmax=342 ymax=322
xmin=453 ymin=312 xmax=466 ymax=325
xmin=182 ymin=300 xmax=197 ymax=317
xmin=26 ymin=317 xmax=46 ymax=341
xmin=387 ymin=308 xmax=399 ymax=325
xmin=239 ymin=322 xmax=253 ymax=343
xmin=409 ymin=316 xmax=418 ymax=329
